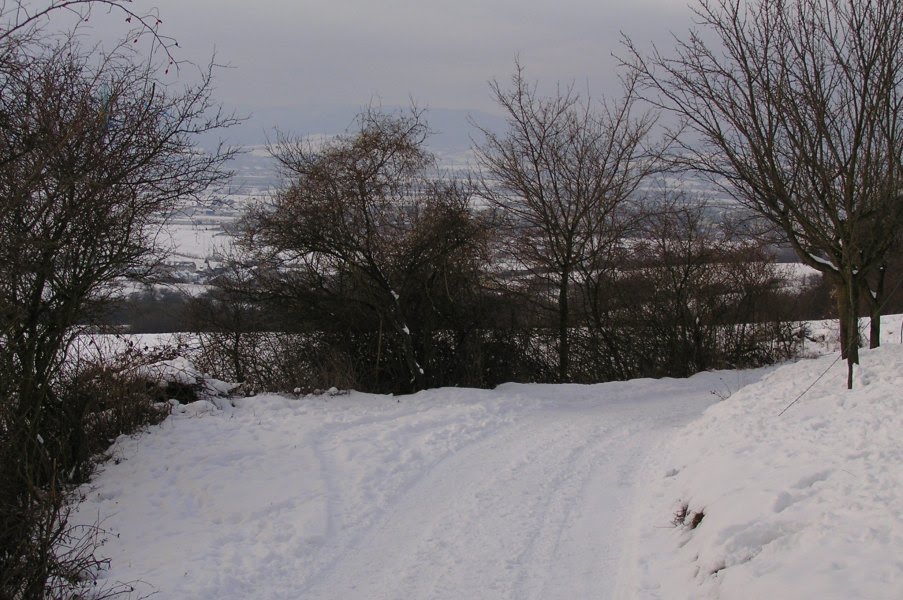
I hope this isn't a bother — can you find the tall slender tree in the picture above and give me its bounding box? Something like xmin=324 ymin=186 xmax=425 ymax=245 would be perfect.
xmin=474 ymin=63 xmax=660 ymax=381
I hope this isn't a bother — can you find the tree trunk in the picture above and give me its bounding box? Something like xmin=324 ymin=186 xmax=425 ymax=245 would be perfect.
xmin=395 ymin=322 xmax=423 ymax=391
xmin=865 ymin=265 xmax=885 ymax=349
xmin=835 ymin=276 xmax=859 ymax=390
xmin=869 ymin=301 xmax=881 ymax=350
xmin=558 ymin=272 xmax=570 ymax=383
xmin=383 ymin=283 xmax=424 ymax=392
xmin=390 ymin=302 xmax=423 ymax=391
xmin=231 ymin=333 xmax=245 ymax=383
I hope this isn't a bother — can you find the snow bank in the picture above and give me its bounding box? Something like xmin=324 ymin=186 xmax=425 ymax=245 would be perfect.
xmin=633 ymin=344 xmax=903 ymax=599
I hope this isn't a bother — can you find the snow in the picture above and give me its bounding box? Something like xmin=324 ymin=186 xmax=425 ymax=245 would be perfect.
xmin=628 ymin=343 xmax=903 ymax=599
xmin=776 ymin=261 xmax=822 ymax=293
xmin=70 ymin=316 xmax=903 ymax=599
xmin=806 ymin=252 xmax=836 ymax=271
xmin=134 ymin=356 xmax=239 ymax=397
xmin=71 ymin=369 xmax=760 ymax=599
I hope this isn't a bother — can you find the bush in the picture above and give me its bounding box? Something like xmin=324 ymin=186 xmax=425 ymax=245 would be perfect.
xmin=0 ymin=345 xmax=172 ymax=599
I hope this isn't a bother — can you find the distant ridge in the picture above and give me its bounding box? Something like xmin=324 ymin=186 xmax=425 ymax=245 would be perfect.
xmin=200 ymin=104 xmax=508 ymax=154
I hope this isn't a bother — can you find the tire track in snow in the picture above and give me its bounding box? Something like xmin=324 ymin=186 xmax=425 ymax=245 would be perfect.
xmin=297 ymin=393 xmax=522 ymax=594
xmin=511 ymin=421 xmax=630 ymax=600
xmin=300 ymin=400 xmax=664 ymax=600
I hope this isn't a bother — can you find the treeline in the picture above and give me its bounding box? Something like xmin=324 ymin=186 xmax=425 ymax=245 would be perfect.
xmin=183 ymin=106 xmax=822 ymax=394
xmin=188 ymin=0 xmax=903 ymax=394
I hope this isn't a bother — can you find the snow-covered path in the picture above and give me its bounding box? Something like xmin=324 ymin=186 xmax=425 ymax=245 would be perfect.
xmin=304 ymin=391 xmax=647 ymax=600
xmin=74 ymin=371 xmax=767 ymax=599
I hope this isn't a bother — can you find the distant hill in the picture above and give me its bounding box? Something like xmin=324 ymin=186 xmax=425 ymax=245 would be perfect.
xmin=201 ymin=104 xmax=508 ymax=153
xmin=202 ymin=104 xmax=508 ymax=192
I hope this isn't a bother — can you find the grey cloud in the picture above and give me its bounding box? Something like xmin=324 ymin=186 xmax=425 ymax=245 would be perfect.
xmin=144 ymin=0 xmax=692 ymax=143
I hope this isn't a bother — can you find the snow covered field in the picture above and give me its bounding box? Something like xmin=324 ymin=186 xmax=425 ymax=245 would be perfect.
xmin=71 ymin=317 xmax=903 ymax=599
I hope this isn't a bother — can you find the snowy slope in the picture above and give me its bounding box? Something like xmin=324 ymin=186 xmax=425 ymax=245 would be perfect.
xmin=71 ymin=370 xmax=767 ymax=599
xmin=629 ymin=343 xmax=903 ymax=599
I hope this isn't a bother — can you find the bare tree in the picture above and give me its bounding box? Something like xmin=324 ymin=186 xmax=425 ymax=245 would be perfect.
xmin=623 ymin=0 xmax=903 ymax=388
xmin=473 ymin=62 xmax=661 ymax=381
xmin=0 ymin=18 xmax=236 ymax=595
xmin=0 ymin=38 xmax=236 ymax=428
xmin=635 ymin=200 xmax=795 ymax=375
xmin=239 ymin=108 xmax=491 ymax=392
xmin=1 ymin=0 xmax=177 ymax=57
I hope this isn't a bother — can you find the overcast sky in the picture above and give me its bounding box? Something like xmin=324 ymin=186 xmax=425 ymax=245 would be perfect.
xmin=78 ymin=0 xmax=696 ymax=143
xmin=153 ymin=2 xmax=692 ymax=105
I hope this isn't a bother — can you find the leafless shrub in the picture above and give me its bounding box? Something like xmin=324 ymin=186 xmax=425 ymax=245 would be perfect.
xmin=0 ymin=2 xmax=234 ymax=593
xmin=1 ymin=344 xmax=173 ymax=599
